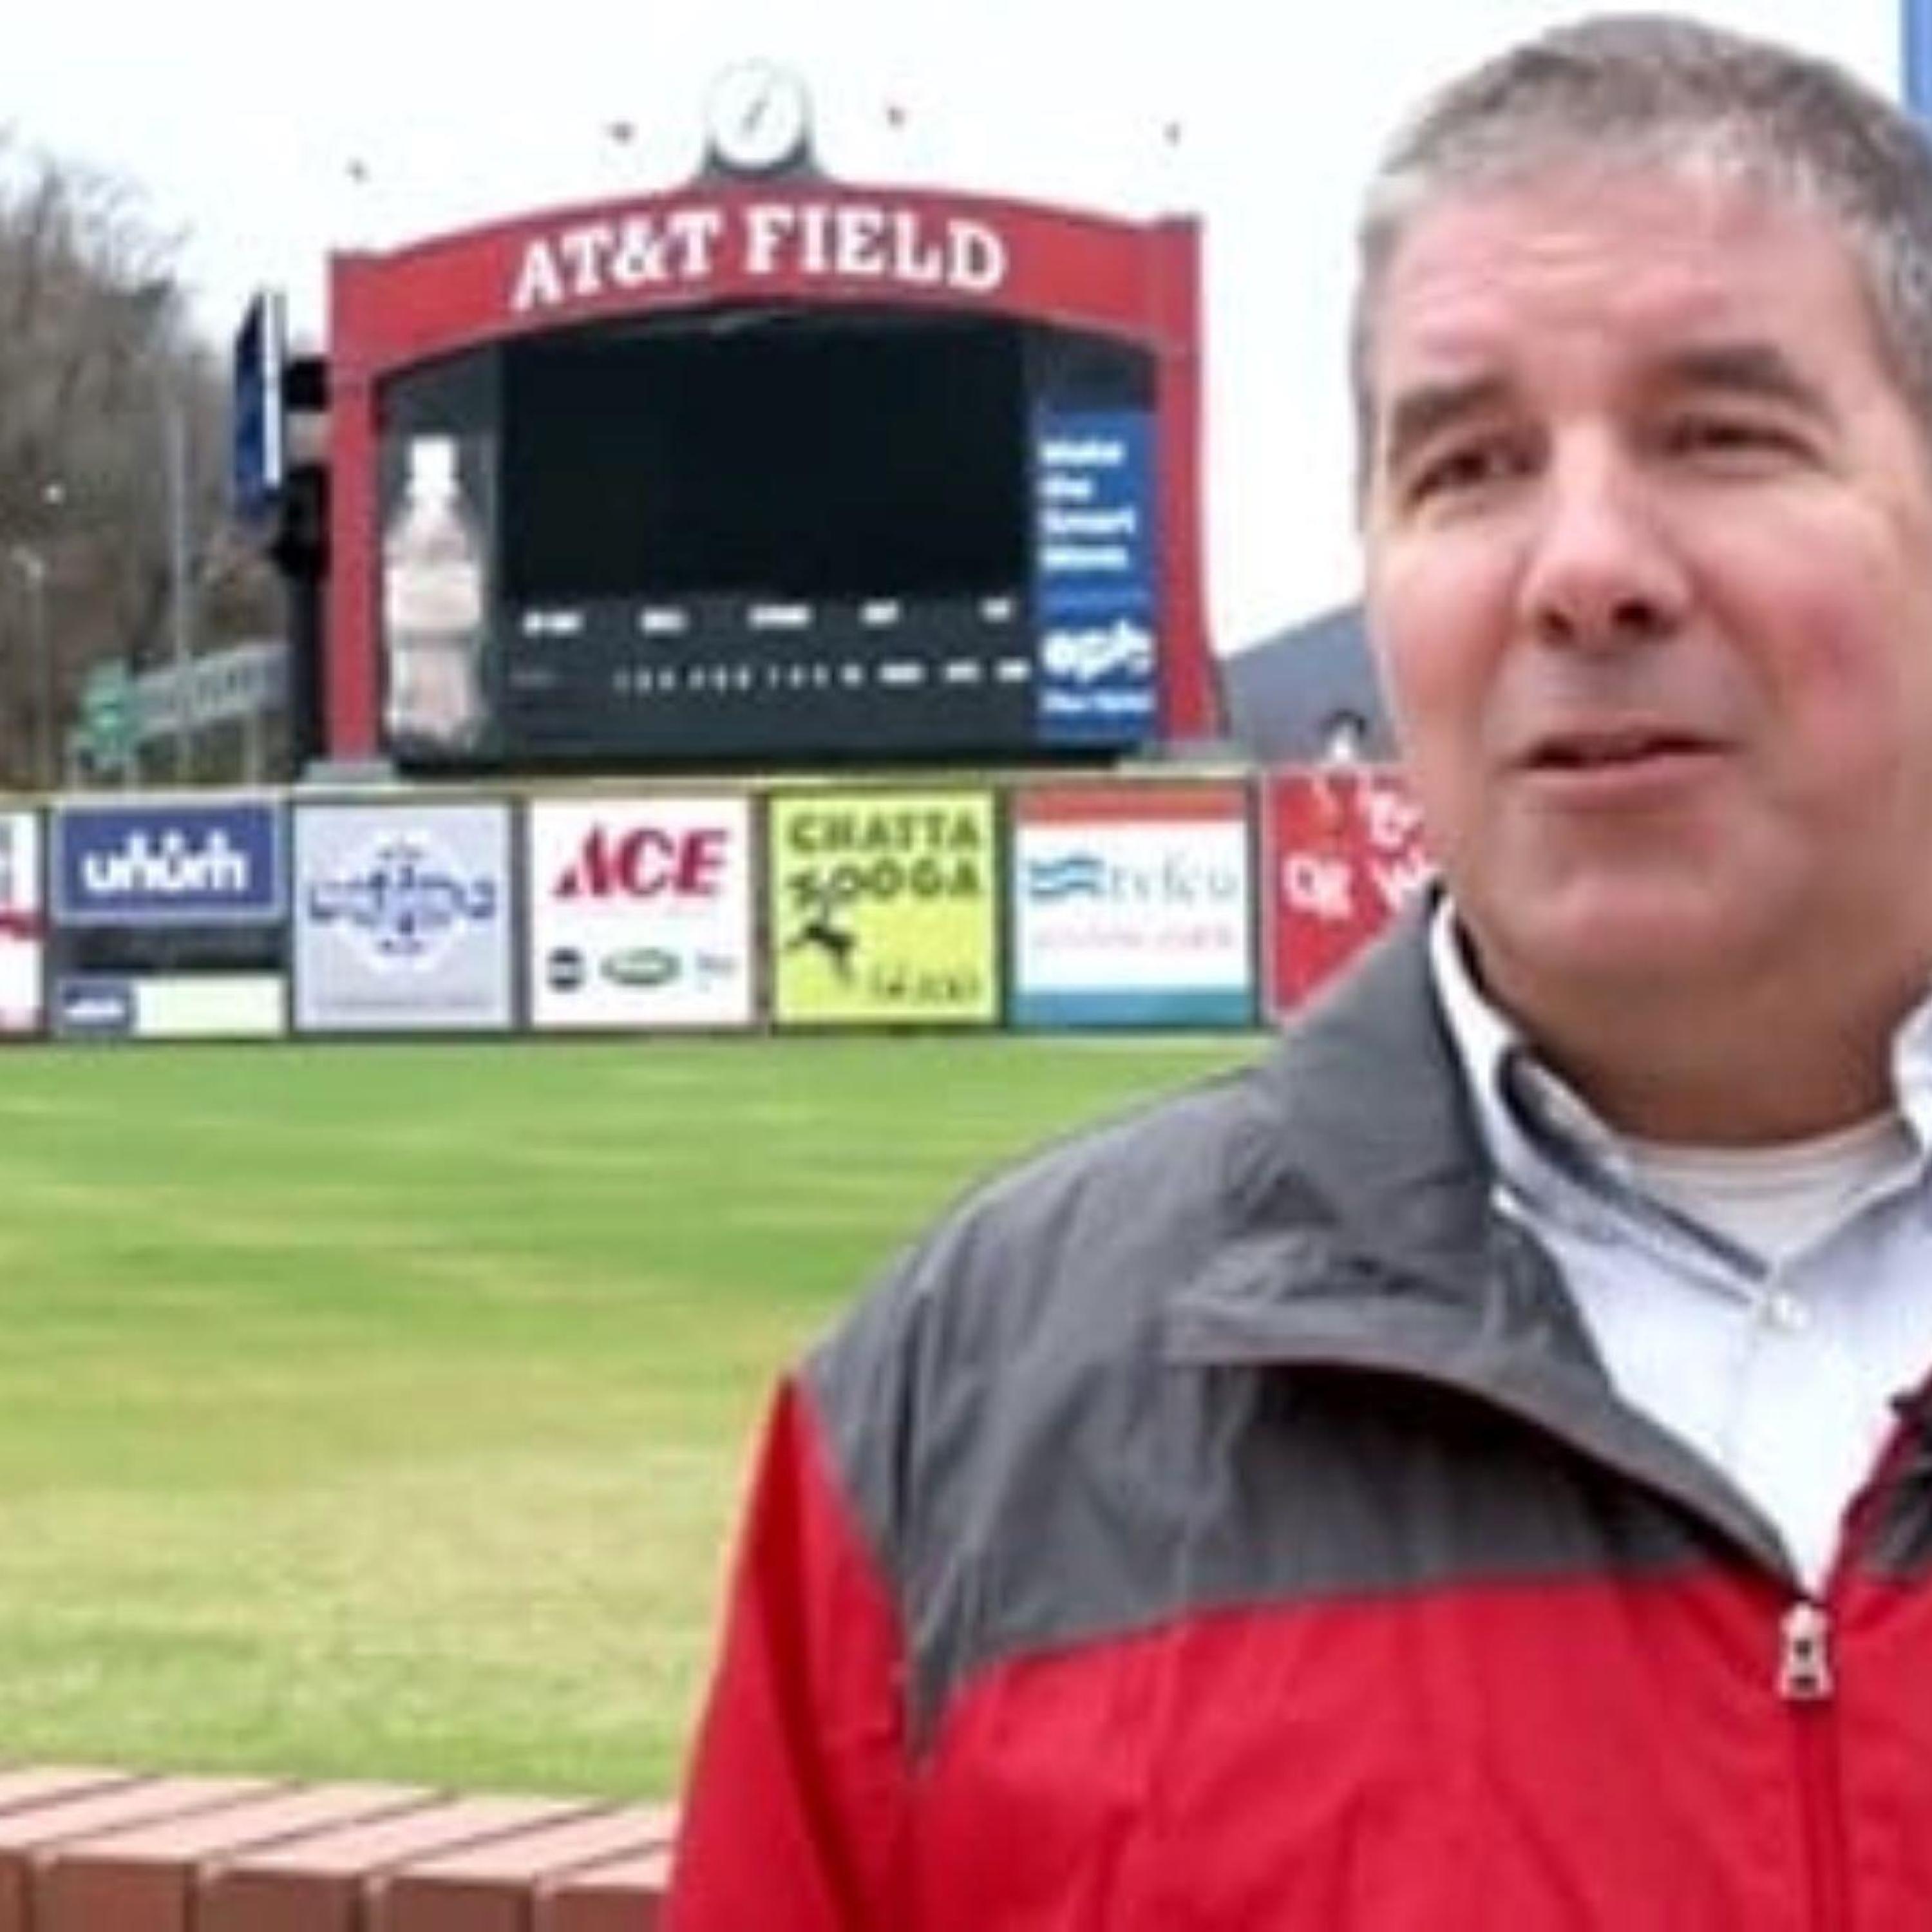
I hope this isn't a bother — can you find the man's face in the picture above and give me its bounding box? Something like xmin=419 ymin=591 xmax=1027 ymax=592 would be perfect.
xmin=1362 ymin=167 xmax=1932 ymax=1022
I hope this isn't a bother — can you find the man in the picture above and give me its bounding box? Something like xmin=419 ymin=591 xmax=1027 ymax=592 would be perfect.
xmin=668 ymin=16 xmax=1932 ymax=1924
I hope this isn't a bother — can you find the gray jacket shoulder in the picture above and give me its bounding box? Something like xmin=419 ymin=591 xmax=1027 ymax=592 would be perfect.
xmin=799 ymin=1048 xmax=1304 ymax=1738
xmin=806 ymin=905 xmax=1455 ymax=1463
xmin=802 ymin=912 xmax=1461 ymax=1641
xmin=806 ymin=1045 xmax=1298 ymax=1462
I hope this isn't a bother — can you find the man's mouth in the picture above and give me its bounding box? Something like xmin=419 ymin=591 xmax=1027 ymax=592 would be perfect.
xmin=1526 ymin=726 xmax=1716 ymax=771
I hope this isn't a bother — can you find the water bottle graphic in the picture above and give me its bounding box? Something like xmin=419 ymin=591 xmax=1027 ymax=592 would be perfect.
xmin=383 ymin=435 xmax=486 ymax=748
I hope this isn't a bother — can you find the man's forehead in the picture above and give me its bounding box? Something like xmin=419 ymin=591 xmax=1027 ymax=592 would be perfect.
xmin=1367 ymin=167 xmax=1870 ymax=394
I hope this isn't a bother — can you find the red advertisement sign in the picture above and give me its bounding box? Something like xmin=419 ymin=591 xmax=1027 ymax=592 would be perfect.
xmin=1264 ymin=768 xmax=1433 ymax=1014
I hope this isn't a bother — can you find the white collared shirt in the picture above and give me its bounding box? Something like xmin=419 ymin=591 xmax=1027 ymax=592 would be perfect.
xmin=1430 ymin=904 xmax=1932 ymax=1591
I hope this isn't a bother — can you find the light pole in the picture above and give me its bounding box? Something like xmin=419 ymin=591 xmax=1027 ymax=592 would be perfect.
xmin=7 ymin=546 xmax=50 ymax=791
xmin=118 ymin=282 xmax=196 ymax=783
xmin=162 ymin=385 xmax=193 ymax=781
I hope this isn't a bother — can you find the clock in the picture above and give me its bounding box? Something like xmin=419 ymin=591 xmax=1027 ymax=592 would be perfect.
xmin=705 ymin=61 xmax=813 ymax=175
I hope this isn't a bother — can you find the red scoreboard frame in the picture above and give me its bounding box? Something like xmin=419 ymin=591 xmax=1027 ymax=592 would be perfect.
xmin=323 ymin=177 xmax=1211 ymax=764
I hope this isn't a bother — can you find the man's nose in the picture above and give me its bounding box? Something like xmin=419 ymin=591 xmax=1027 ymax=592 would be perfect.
xmin=1515 ymin=442 xmax=1688 ymax=650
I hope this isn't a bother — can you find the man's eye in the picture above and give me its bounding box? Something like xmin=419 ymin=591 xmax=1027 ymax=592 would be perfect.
xmin=1406 ymin=442 xmax=1520 ymax=503
xmin=1664 ymin=415 xmax=1797 ymax=460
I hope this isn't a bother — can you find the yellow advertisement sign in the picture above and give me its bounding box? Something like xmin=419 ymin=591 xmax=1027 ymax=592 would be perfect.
xmin=769 ymin=790 xmax=1000 ymax=1025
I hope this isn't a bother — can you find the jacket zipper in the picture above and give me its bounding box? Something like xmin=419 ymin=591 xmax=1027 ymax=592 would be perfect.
xmin=1779 ymin=1602 xmax=1832 ymax=1700
xmin=1178 ymin=1252 xmax=1910 ymax=1932
xmin=1778 ymin=1403 xmax=1932 ymax=1932
xmin=1780 ymin=1600 xmax=1851 ymax=1932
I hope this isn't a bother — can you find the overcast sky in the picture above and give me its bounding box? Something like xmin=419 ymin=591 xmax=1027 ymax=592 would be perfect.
xmin=3 ymin=1 xmax=1898 ymax=650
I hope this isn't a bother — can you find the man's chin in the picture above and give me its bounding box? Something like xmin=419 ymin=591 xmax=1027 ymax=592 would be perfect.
xmin=1469 ymin=890 xmax=1759 ymax=1002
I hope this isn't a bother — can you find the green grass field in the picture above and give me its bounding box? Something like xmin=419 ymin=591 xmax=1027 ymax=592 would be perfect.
xmin=0 ymin=1031 xmax=1261 ymax=1798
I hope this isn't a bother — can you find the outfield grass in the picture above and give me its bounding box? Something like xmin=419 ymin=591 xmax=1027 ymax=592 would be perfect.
xmin=0 ymin=1031 xmax=1262 ymax=1798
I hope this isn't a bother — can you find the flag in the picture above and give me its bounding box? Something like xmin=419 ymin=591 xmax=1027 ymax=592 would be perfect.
xmin=1907 ymin=0 xmax=1932 ymax=119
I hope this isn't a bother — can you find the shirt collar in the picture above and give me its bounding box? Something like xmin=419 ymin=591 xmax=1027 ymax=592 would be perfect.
xmin=1430 ymin=901 xmax=1605 ymax=1186
xmin=1427 ymin=898 xmax=1932 ymax=1177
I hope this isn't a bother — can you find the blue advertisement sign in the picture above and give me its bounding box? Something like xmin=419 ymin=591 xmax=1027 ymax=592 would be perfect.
xmin=53 ymin=800 xmax=286 ymax=927
xmin=1031 ymin=408 xmax=1158 ymax=746
xmin=55 ymin=977 xmax=137 ymax=1038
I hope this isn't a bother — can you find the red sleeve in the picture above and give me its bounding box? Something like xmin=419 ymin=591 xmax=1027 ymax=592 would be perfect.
xmin=664 ymin=1378 xmax=913 ymax=1929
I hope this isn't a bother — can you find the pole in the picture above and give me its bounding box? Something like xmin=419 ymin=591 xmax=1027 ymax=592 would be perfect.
xmin=165 ymin=390 xmax=194 ymax=782
xmin=32 ymin=564 xmax=50 ymax=792
xmin=8 ymin=548 xmax=50 ymax=792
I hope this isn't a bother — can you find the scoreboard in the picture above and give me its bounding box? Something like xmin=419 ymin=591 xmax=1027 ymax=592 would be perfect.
xmin=325 ymin=180 xmax=1208 ymax=772
xmin=376 ymin=313 xmax=1156 ymax=768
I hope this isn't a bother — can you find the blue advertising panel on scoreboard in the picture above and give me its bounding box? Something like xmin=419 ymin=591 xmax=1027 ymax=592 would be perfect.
xmin=1031 ymin=408 xmax=1158 ymax=746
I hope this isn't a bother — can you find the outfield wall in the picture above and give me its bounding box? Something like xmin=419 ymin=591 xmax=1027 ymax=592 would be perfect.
xmin=0 ymin=769 xmax=1430 ymax=1042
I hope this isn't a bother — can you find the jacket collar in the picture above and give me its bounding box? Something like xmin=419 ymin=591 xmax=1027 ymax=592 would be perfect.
xmin=1164 ymin=899 xmax=1788 ymax=1574
xmin=1213 ymin=893 xmax=1501 ymax=1293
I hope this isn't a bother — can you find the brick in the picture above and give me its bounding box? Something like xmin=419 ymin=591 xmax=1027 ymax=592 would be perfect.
xmin=374 ymin=1807 xmax=675 ymax=1932
xmin=201 ymin=1795 xmax=599 ymax=1932
xmin=0 ymin=1776 xmax=272 ymax=1932
xmin=0 ymin=1768 xmax=138 ymax=1815
xmin=536 ymin=1844 xmax=676 ymax=1932
xmin=38 ymin=1782 xmax=427 ymax=1932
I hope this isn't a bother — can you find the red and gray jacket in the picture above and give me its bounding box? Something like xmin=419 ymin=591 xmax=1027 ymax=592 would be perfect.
xmin=666 ymin=913 xmax=1932 ymax=1929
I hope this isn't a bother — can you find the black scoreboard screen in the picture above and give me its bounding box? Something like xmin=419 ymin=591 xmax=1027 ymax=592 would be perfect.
xmin=375 ymin=309 xmax=1158 ymax=770
xmin=504 ymin=315 xmax=1027 ymax=601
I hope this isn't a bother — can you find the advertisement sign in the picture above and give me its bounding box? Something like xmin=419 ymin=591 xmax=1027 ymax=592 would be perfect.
xmin=0 ymin=810 xmax=43 ymax=1034
xmin=506 ymin=196 xmax=1014 ymax=319
xmin=55 ymin=978 xmax=135 ymax=1039
xmin=53 ymin=974 xmax=284 ymax=1041
xmin=1032 ymin=408 xmax=1157 ymax=746
xmin=53 ymin=799 xmax=285 ymax=927
xmin=1011 ymin=783 xmax=1255 ymax=1028
xmin=527 ymin=796 xmax=754 ymax=1029
xmin=1266 ymin=768 xmax=1433 ymax=1014
xmin=768 ymin=790 xmax=999 ymax=1026
xmin=294 ymin=802 xmax=513 ymax=1032
xmin=381 ymin=430 xmax=498 ymax=761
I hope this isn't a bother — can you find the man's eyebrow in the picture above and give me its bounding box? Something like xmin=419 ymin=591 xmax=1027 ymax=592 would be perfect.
xmin=1375 ymin=375 xmax=1513 ymax=479
xmin=1371 ymin=345 xmax=1832 ymax=479
xmin=1655 ymin=341 xmax=1832 ymax=416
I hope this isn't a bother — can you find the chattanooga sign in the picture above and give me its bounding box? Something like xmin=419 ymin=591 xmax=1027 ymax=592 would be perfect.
xmin=510 ymin=197 xmax=1010 ymax=314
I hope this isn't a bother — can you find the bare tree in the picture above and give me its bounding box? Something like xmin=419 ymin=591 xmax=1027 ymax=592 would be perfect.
xmin=0 ymin=129 xmax=277 ymax=790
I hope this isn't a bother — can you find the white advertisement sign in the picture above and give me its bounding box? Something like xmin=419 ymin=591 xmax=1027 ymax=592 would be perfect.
xmin=55 ymin=974 xmax=286 ymax=1041
xmin=527 ymin=795 xmax=754 ymax=1029
xmin=293 ymin=801 xmax=513 ymax=1033
xmin=0 ymin=810 xmax=43 ymax=1034
xmin=1012 ymin=792 xmax=1255 ymax=1027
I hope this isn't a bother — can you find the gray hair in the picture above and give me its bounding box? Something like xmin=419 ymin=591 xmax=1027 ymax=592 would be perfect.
xmin=1352 ymin=12 xmax=1932 ymax=487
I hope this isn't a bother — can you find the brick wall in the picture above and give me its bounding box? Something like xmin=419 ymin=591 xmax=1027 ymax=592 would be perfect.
xmin=0 ymin=1766 xmax=672 ymax=1929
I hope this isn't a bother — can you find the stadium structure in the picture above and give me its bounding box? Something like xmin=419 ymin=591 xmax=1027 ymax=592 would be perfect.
xmin=248 ymin=62 xmax=1216 ymax=779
